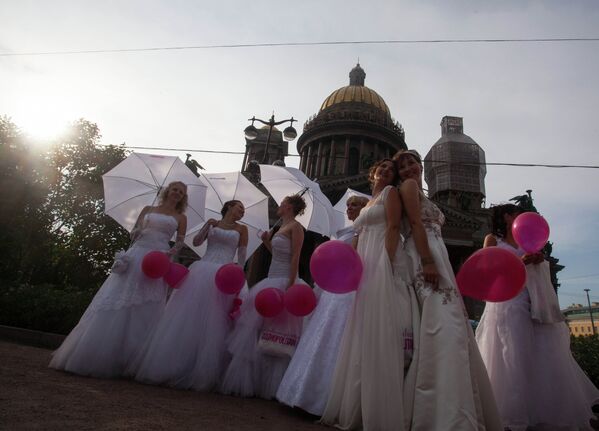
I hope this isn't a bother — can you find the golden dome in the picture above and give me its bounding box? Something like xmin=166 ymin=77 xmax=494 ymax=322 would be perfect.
xmin=320 ymin=85 xmax=390 ymax=115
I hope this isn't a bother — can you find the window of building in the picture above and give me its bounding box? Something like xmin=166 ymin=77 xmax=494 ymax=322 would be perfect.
xmin=575 ymin=327 xmax=578 ymax=332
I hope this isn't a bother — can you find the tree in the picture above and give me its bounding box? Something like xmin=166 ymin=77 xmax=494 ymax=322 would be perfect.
xmin=45 ymin=119 xmax=130 ymax=287
xmin=0 ymin=116 xmax=55 ymax=284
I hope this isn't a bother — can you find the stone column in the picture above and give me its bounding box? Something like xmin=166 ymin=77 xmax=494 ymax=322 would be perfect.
xmin=316 ymin=140 xmax=323 ymax=178
xmin=328 ymin=138 xmax=336 ymax=176
xmin=344 ymin=137 xmax=350 ymax=175
xmin=306 ymin=145 xmax=313 ymax=177
xmin=359 ymin=139 xmax=365 ymax=171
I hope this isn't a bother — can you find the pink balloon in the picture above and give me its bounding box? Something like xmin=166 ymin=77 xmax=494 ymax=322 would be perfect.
xmin=512 ymin=212 xmax=550 ymax=253
xmin=163 ymin=262 xmax=189 ymax=289
xmin=284 ymin=284 xmax=317 ymax=317
xmin=255 ymin=287 xmax=285 ymax=318
xmin=141 ymin=251 xmax=171 ymax=279
xmin=457 ymin=246 xmax=526 ymax=302
xmin=215 ymin=263 xmax=246 ymax=295
xmin=310 ymin=240 xmax=363 ymax=294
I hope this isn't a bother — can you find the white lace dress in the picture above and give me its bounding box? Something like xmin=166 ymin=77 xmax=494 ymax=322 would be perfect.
xmin=321 ymin=185 xmax=418 ymax=431
xmin=276 ymin=227 xmax=356 ymax=416
xmin=132 ymin=227 xmax=247 ymax=390
xmin=219 ymin=234 xmax=307 ymax=400
xmin=403 ymin=193 xmax=502 ymax=431
xmin=49 ymin=213 xmax=174 ymax=378
xmin=476 ymin=239 xmax=599 ymax=430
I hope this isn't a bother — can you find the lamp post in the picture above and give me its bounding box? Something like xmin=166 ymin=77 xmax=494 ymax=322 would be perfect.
xmin=244 ymin=114 xmax=297 ymax=165
xmin=584 ymin=288 xmax=596 ymax=335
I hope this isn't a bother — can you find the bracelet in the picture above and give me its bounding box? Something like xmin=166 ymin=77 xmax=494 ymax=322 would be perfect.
xmin=421 ymin=256 xmax=434 ymax=266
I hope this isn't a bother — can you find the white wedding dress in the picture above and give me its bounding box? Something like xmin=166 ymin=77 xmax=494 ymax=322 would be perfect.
xmin=49 ymin=213 xmax=174 ymax=378
xmin=403 ymin=193 xmax=502 ymax=431
xmin=219 ymin=233 xmax=306 ymax=400
xmin=321 ymin=185 xmax=417 ymax=430
xmin=132 ymin=227 xmax=246 ymax=391
xmin=476 ymin=238 xmax=599 ymax=430
xmin=276 ymin=226 xmax=356 ymax=416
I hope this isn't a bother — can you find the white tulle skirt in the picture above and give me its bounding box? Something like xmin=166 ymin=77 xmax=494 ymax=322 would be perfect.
xmin=476 ymin=287 xmax=599 ymax=429
xmin=49 ymin=243 xmax=169 ymax=378
xmin=219 ymin=276 xmax=305 ymax=400
xmin=276 ymin=289 xmax=355 ymax=416
xmin=131 ymin=258 xmax=246 ymax=391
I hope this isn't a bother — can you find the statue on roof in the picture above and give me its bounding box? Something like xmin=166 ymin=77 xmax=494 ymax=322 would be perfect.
xmin=510 ymin=189 xmax=538 ymax=213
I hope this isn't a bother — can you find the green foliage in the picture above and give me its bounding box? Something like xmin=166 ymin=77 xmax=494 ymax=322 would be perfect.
xmin=0 ymin=282 xmax=97 ymax=334
xmin=571 ymin=334 xmax=599 ymax=387
xmin=0 ymin=116 xmax=132 ymax=333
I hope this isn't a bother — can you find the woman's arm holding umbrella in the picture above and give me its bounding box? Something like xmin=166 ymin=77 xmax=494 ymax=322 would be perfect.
xmin=168 ymin=214 xmax=187 ymax=256
xmin=237 ymin=225 xmax=249 ymax=265
xmin=288 ymin=222 xmax=304 ymax=289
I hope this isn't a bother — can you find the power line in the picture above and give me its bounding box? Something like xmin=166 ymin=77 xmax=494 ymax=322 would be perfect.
xmin=2 ymin=37 xmax=599 ymax=57
xmin=101 ymin=144 xmax=599 ymax=169
xmin=561 ymin=273 xmax=599 ymax=281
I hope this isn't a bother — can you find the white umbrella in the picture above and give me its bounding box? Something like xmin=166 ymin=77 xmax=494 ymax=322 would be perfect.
xmin=259 ymin=164 xmax=336 ymax=237
xmin=332 ymin=188 xmax=372 ymax=238
xmin=184 ymin=171 xmax=269 ymax=263
xmin=102 ymin=152 xmax=208 ymax=233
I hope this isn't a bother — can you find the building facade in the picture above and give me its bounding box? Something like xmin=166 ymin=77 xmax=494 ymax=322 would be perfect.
xmin=563 ymin=303 xmax=599 ymax=337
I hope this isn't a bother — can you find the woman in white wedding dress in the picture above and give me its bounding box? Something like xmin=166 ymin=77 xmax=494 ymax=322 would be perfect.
xmin=321 ymin=159 xmax=417 ymax=431
xmin=220 ymin=195 xmax=308 ymax=400
xmin=276 ymin=195 xmax=369 ymax=416
xmin=132 ymin=200 xmax=248 ymax=391
xmin=476 ymin=203 xmax=599 ymax=430
xmin=49 ymin=181 xmax=188 ymax=378
xmin=394 ymin=150 xmax=502 ymax=431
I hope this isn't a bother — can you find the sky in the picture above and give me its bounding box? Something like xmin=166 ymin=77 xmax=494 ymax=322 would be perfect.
xmin=1 ymin=0 xmax=598 ymax=308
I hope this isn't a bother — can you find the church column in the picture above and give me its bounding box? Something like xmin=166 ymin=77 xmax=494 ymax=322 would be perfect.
xmin=373 ymin=142 xmax=379 ymax=161
xmin=344 ymin=136 xmax=350 ymax=175
xmin=306 ymin=145 xmax=313 ymax=178
xmin=300 ymin=147 xmax=307 ymax=173
xmin=316 ymin=140 xmax=323 ymax=178
xmin=328 ymin=138 xmax=336 ymax=176
xmin=359 ymin=138 xmax=365 ymax=171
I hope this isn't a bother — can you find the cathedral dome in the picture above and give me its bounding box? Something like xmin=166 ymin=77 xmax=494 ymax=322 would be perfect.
xmin=320 ymin=85 xmax=390 ymax=114
xmin=318 ymin=63 xmax=390 ymax=115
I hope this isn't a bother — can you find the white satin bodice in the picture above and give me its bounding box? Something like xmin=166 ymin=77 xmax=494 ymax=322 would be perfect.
xmin=268 ymin=234 xmax=292 ymax=278
xmin=134 ymin=213 xmax=178 ymax=250
xmin=203 ymin=227 xmax=240 ymax=264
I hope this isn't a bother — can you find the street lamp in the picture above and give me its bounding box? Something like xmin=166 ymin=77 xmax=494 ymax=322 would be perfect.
xmin=584 ymin=288 xmax=596 ymax=335
xmin=244 ymin=114 xmax=297 ymax=164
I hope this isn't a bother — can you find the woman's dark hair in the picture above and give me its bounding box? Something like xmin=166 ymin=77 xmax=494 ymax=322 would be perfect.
xmin=284 ymin=194 xmax=307 ymax=216
xmin=221 ymin=200 xmax=242 ymax=217
xmin=367 ymin=158 xmax=399 ymax=187
xmin=490 ymin=203 xmax=522 ymax=238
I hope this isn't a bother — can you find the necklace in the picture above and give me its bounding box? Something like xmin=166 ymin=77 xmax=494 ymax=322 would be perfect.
xmin=220 ymin=221 xmax=237 ymax=228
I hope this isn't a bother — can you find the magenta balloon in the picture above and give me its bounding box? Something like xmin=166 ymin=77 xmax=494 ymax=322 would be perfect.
xmin=163 ymin=262 xmax=189 ymax=289
xmin=215 ymin=263 xmax=246 ymax=295
xmin=310 ymin=240 xmax=363 ymax=294
xmin=284 ymin=284 xmax=317 ymax=317
xmin=457 ymin=247 xmax=526 ymax=302
xmin=512 ymin=212 xmax=550 ymax=253
xmin=141 ymin=251 xmax=171 ymax=279
xmin=255 ymin=287 xmax=285 ymax=318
